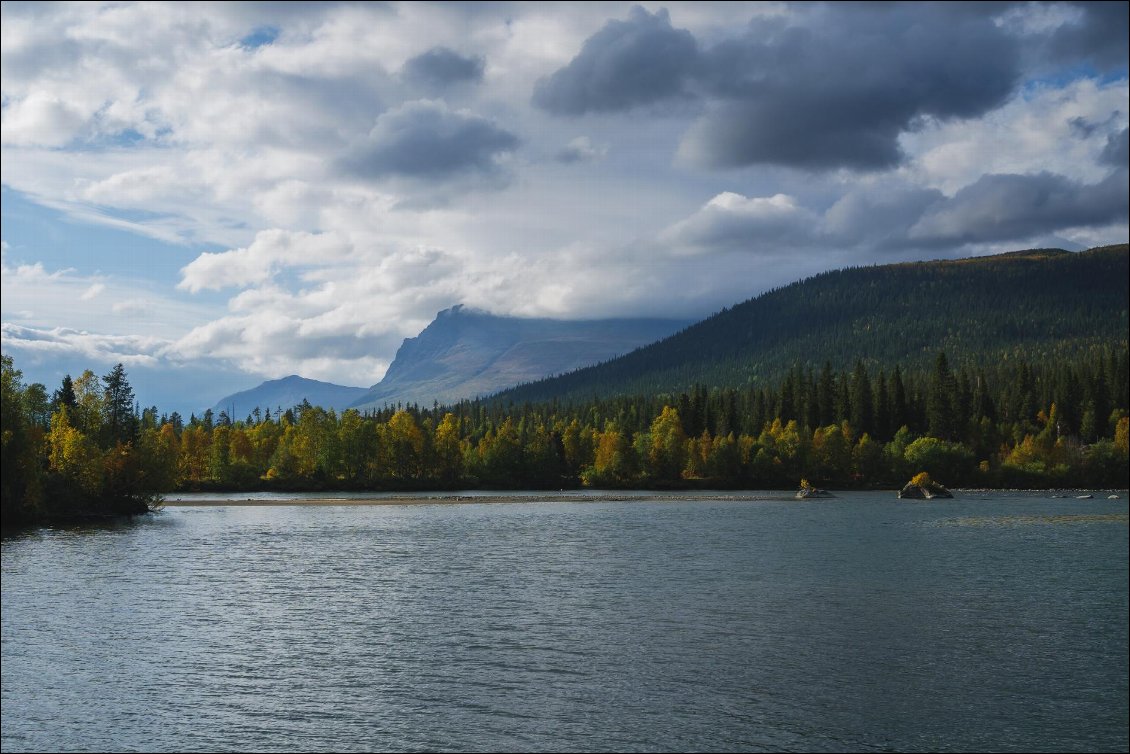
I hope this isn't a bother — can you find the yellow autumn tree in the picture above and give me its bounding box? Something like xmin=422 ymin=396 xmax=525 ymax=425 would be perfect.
xmin=47 ymin=407 xmax=103 ymax=496
xmin=433 ymin=413 xmax=463 ymax=484
xmin=648 ymin=406 xmax=687 ymax=481
xmin=383 ymin=410 xmax=425 ymax=480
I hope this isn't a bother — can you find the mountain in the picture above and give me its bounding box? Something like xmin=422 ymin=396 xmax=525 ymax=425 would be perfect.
xmin=212 ymin=375 xmax=368 ymax=417
xmin=349 ymin=306 xmax=691 ymax=410
xmin=493 ymin=244 xmax=1130 ymax=405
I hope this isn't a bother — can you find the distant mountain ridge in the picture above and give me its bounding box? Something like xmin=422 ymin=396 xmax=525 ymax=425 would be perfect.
xmin=348 ymin=305 xmax=691 ymax=410
xmin=212 ymin=375 xmax=367 ymax=417
xmin=492 ymin=244 xmax=1130 ymax=405
xmin=210 ymin=308 xmax=691 ymax=414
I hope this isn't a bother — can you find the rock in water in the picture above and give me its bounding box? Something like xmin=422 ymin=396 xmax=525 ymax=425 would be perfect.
xmin=898 ymin=473 xmax=953 ymax=499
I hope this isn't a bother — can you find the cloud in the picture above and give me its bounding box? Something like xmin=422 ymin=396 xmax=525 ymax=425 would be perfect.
xmin=401 ymin=46 xmax=484 ymax=88
xmin=554 ymin=136 xmax=606 ymax=164
xmin=174 ymin=243 xmax=473 ymax=385
xmin=2 ymin=247 xmax=215 ymax=338
xmin=534 ymin=5 xmax=1024 ymax=171
xmin=1099 ymin=128 xmax=1128 ymax=167
xmin=682 ymin=5 xmax=1020 ymax=170
xmin=1042 ymin=1 xmax=1130 ymax=71
xmin=823 ymin=184 xmax=946 ymax=248
xmin=0 ymin=246 xmax=70 ymax=282
xmin=532 ymin=7 xmax=698 ymax=115
xmin=174 ymin=311 xmax=401 ymax=367
xmin=111 ymin=299 xmax=152 ymax=316
xmin=909 ymin=169 xmax=1129 ymax=244
xmin=0 ymin=91 xmax=89 ymax=147
xmin=657 ymin=166 xmax=1129 ymax=256
xmin=904 ymin=76 xmax=1128 ymax=193
xmin=657 ymin=192 xmax=820 ymax=254
xmin=0 ymin=322 xmax=253 ymax=415
xmin=80 ymin=283 xmax=106 ymax=301
xmin=80 ymin=166 xmax=189 ymax=205
xmin=178 ymin=229 xmax=352 ymax=292
xmin=340 ymin=99 xmax=519 ymax=181
xmin=1 ymin=322 xmax=167 ymax=367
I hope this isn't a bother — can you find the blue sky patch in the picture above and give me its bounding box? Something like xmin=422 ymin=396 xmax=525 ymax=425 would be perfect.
xmin=240 ymin=26 xmax=279 ymax=50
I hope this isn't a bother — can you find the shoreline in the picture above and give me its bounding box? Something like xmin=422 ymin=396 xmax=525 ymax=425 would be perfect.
xmin=160 ymin=489 xmax=1126 ymax=507
xmin=161 ymin=493 xmax=790 ymax=506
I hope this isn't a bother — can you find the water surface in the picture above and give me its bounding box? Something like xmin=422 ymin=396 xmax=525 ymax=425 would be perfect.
xmin=3 ymin=492 xmax=1127 ymax=752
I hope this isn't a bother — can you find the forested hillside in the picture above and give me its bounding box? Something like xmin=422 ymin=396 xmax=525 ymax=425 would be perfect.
xmin=496 ymin=245 xmax=1129 ymax=404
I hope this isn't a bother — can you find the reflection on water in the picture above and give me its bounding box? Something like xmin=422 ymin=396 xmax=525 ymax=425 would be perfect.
xmin=3 ymin=492 xmax=1127 ymax=752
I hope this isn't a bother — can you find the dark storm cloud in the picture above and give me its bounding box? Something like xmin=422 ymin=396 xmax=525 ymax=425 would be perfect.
xmin=401 ymin=47 xmax=484 ymax=88
xmin=340 ymin=100 xmax=519 ymax=180
xmin=910 ymin=170 xmax=1130 ymax=244
xmin=1099 ymin=128 xmax=1128 ymax=167
xmin=1045 ymin=1 xmax=1130 ymax=71
xmin=682 ymin=4 xmax=1021 ymax=170
xmin=531 ymin=7 xmax=698 ymax=115
xmin=536 ymin=4 xmax=1022 ymax=171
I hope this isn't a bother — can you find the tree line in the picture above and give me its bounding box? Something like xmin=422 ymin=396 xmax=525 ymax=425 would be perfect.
xmin=3 ymin=347 xmax=1126 ymax=523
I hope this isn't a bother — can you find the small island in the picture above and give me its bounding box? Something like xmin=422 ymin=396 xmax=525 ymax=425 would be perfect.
xmin=796 ymin=479 xmax=835 ymax=499
xmin=898 ymin=472 xmax=954 ymax=499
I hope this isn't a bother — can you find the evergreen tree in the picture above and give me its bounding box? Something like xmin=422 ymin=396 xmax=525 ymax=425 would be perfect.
xmin=835 ymin=373 xmax=851 ymax=426
xmin=818 ymin=361 xmax=835 ymax=426
xmin=101 ymin=363 xmax=138 ymax=447
xmin=750 ymin=389 xmax=767 ymax=435
xmin=973 ymin=369 xmax=996 ymax=424
xmin=928 ymin=352 xmax=958 ymax=440
xmin=850 ymin=361 xmax=874 ymax=438
xmin=1058 ymin=369 xmax=1082 ymax=436
xmin=51 ymin=374 xmax=77 ymax=414
xmin=956 ymin=369 xmax=973 ymax=436
xmin=778 ymin=372 xmax=797 ymax=423
xmin=804 ymin=375 xmax=820 ymax=431
xmin=1088 ymin=367 xmax=1111 ymax=439
xmin=874 ymin=371 xmax=891 ymax=441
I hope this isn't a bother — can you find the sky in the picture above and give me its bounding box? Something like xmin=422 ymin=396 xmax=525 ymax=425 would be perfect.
xmin=1 ymin=1 xmax=1127 ymax=415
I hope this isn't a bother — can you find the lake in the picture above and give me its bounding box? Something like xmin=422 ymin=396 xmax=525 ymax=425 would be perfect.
xmin=2 ymin=491 xmax=1127 ymax=752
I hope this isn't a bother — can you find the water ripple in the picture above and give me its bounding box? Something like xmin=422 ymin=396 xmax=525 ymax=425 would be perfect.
xmin=3 ymin=493 xmax=1128 ymax=752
